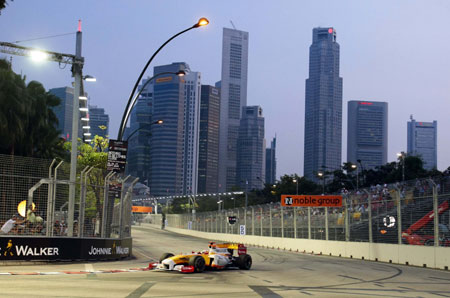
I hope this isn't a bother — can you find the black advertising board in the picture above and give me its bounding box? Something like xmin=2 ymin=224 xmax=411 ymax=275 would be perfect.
xmin=0 ymin=237 xmax=132 ymax=261
xmin=107 ymin=139 xmax=128 ymax=173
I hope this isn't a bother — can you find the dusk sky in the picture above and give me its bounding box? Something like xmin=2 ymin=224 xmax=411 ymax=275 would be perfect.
xmin=1 ymin=0 xmax=449 ymax=177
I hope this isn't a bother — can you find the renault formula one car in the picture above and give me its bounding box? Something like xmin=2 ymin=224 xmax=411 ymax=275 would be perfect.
xmin=149 ymin=242 xmax=252 ymax=273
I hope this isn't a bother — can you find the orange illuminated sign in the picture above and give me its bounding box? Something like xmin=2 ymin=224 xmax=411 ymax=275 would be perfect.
xmin=132 ymin=206 xmax=153 ymax=213
xmin=281 ymin=195 xmax=342 ymax=207
xmin=155 ymin=76 xmax=173 ymax=83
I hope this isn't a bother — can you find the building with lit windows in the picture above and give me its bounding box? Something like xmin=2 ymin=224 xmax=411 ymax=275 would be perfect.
xmin=407 ymin=117 xmax=437 ymax=170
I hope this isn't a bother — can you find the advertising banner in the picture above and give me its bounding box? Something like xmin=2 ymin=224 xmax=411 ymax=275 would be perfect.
xmin=0 ymin=237 xmax=132 ymax=261
xmin=131 ymin=206 xmax=153 ymax=213
xmin=107 ymin=139 xmax=128 ymax=173
xmin=281 ymin=195 xmax=343 ymax=207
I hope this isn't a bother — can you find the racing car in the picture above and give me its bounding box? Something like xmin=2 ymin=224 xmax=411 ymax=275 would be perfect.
xmin=149 ymin=242 xmax=252 ymax=273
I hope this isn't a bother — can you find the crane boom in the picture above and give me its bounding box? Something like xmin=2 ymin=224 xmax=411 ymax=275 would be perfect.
xmin=0 ymin=41 xmax=83 ymax=66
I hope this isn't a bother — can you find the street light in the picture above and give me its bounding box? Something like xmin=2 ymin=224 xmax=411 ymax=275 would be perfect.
xmin=126 ymin=120 xmax=164 ymax=142
xmin=120 ymin=70 xmax=185 ymax=134
xmin=351 ymin=164 xmax=359 ymax=190
xmin=318 ymin=172 xmax=325 ymax=194
xmin=397 ymin=152 xmax=406 ymax=182
xmin=118 ymin=17 xmax=209 ymax=140
xmin=292 ymin=178 xmax=299 ymax=195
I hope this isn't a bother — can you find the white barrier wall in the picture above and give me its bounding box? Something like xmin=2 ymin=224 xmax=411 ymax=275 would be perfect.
xmin=156 ymin=224 xmax=448 ymax=270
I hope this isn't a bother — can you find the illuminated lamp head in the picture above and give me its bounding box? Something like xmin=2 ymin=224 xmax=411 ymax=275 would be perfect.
xmin=328 ymin=28 xmax=333 ymax=34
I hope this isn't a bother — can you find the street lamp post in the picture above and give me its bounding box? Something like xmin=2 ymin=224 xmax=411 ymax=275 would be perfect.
xmin=397 ymin=152 xmax=406 ymax=182
xmin=318 ymin=172 xmax=325 ymax=194
xmin=126 ymin=119 xmax=164 ymax=142
xmin=118 ymin=18 xmax=209 ymax=141
xmin=292 ymin=178 xmax=299 ymax=195
xmin=351 ymin=164 xmax=358 ymax=190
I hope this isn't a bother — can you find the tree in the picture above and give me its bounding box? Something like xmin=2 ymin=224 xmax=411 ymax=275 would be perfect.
xmin=0 ymin=0 xmax=12 ymax=14
xmin=0 ymin=59 xmax=65 ymax=158
xmin=64 ymin=135 xmax=108 ymax=217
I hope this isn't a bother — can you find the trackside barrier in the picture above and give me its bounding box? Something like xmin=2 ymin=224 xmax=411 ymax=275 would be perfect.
xmin=143 ymin=223 xmax=448 ymax=270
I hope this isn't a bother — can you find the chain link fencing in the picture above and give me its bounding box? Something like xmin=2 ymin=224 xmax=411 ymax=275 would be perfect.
xmin=0 ymin=154 xmax=137 ymax=239
xmin=145 ymin=176 xmax=450 ymax=247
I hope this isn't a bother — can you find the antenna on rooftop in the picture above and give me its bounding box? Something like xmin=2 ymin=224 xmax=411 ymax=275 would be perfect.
xmin=230 ymin=20 xmax=237 ymax=30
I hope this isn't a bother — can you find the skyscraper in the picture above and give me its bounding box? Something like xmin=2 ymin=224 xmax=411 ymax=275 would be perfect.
xmin=49 ymin=87 xmax=74 ymax=139
xmin=198 ymin=85 xmax=220 ymax=194
xmin=407 ymin=117 xmax=437 ymax=170
xmin=265 ymin=136 xmax=277 ymax=185
xmin=347 ymin=101 xmax=388 ymax=169
xmin=218 ymin=27 xmax=249 ymax=192
xmin=304 ymin=27 xmax=343 ymax=180
xmin=237 ymin=106 xmax=265 ymax=190
xmin=126 ymin=79 xmax=153 ymax=184
xmin=182 ymin=71 xmax=202 ymax=195
xmin=88 ymin=105 xmax=109 ymax=138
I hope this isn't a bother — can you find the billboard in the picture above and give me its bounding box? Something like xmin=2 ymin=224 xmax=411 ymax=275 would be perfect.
xmin=107 ymin=139 xmax=128 ymax=173
xmin=281 ymin=195 xmax=343 ymax=207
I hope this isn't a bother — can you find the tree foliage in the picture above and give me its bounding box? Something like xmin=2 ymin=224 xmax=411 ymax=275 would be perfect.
xmin=0 ymin=59 xmax=65 ymax=158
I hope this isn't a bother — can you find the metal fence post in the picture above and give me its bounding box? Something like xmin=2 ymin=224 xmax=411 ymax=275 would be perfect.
xmin=431 ymin=179 xmax=439 ymax=247
xmin=51 ymin=160 xmax=64 ymax=237
xmin=46 ymin=159 xmax=56 ymax=237
xmin=119 ymin=175 xmax=131 ymax=239
xmin=101 ymin=172 xmax=114 ymax=238
xmin=294 ymin=206 xmax=297 ymax=239
xmin=251 ymin=206 xmax=255 ymax=235
xmin=344 ymin=196 xmax=349 ymax=241
xmin=308 ymin=206 xmax=311 ymax=239
xmin=396 ymin=188 xmax=402 ymax=245
xmin=260 ymin=207 xmax=263 ymax=236
xmin=269 ymin=205 xmax=273 ymax=237
xmin=364 ymin=190 xmax=373 ymax=243
xmin=325 ymin=207 xmax=329 ymax=241
xmin=281 ymin=203 xmax=284 ymax=238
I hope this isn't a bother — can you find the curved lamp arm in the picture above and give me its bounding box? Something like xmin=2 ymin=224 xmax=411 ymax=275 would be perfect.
xmin=118 ymin=18 xmax=208 ymax=140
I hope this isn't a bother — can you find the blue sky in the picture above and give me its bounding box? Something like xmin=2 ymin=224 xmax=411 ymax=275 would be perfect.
xmin=1 ymin=0 xmax=449 ymax=176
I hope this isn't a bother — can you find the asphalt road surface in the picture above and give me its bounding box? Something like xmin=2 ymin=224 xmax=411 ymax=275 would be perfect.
xmin=0 ymin=224 xmax=449 ymax=297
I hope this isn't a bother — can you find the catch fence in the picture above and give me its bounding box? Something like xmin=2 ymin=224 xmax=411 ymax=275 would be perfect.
xmin=156 ymin=176 xmax=450 ymax=247
xmin=0 ymin=154 xmax=137 ymax=239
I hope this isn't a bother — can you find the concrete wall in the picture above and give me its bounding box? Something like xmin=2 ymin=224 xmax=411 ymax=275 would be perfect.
xmin=149 ymin=223 xmax=448 ymax=270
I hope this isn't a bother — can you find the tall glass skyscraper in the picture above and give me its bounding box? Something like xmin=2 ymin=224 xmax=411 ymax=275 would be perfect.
xmin=198 ymin=85 xmax=220 ymax=194
xmin=265 ymin=136 xmax=277 ymax=185
xmin=88 ymin=105 xmax=109 ymax=138
xmin=182 ymin=71 xmax=201 ymax=195
xmin=304 ymin=27 xmax=343 ymax=180
xmin=218 ymin=27 xmax=249 ymax=192
xmin=49 ymin=87 xmax=74 ymax=139
xmin=407 ymin=117 xmax=437 ymax=170
xmin=237 ymin=106 xmax=265 ymax=190
xmin=347 ymin=101 xmax=388 ymax=170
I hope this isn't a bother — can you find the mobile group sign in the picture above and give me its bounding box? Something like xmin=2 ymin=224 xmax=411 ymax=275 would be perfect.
xmin=281 ymin=195 xmax=342 ymax=207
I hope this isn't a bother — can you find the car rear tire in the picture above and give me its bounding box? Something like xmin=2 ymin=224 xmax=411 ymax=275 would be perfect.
xmin=159 ymin=252 xmax=174 ymax=263
xmin=189 ymin=255 xmax=206 ymax=273
xmin=237 ymin=254 xmax=252 ymax=270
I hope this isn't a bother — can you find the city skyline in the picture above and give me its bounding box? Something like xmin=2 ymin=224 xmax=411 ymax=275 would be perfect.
xmin=1 ymin=1 xmax=450 ymax=178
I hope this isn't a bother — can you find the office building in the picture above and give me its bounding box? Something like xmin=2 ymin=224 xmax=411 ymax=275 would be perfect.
xmin=182 ymin=71 xmax=202 ymax=195
xmin=218 ymin=27 xmax=249 ymax=191
xmin=198 ymin=85 xmax=221 ymax=194
xmin=304 ymin=27 xmax=343 ymax=180
xmin=265 ymin=136 xmax=277 ymax=185
xmin=407 ymin=117 xmax=437 ymax=170
xmin=49 ymin=87 xmax=88 ymax=140
xmin=126 ymin=79 xmax=154 ymax=183
xmin=347 ymin=101 xmax=388 ymax=170
xmin=237 ymin=106 xmax=265 ymax=190
xmin=88 ymin=105 xmax=109 ymax=138
xmin=148 ymin=62 xmax=193 ymax=196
